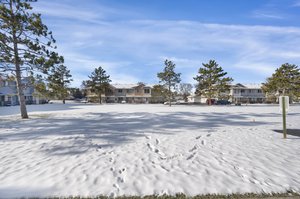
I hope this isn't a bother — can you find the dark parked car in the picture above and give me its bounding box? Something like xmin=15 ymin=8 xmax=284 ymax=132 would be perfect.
xmin=216 ymin=100 xmax=231 ymax=105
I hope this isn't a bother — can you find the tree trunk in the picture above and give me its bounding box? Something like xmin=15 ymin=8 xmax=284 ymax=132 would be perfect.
xmin=63 ymin=99 xmax=65 ymax=104
xmin=169 ymin=84 xmax=171 ymax=107
xmin=208 ymin=98 xmax=212 ymax=106
xmin=99 ymin=92 xmax=102 ymax=104
xmin=15 ymin=72 xmax=28 ymax=118
xmin=11 ymin=1 xmax=28 ymax=119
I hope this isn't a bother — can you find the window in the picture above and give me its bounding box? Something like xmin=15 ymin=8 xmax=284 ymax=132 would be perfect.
xmin=144 ymin=89 xmax=150 ymax=94
xmin=118 ymin=89 xmax=123 ymax=93
xmin=241 ymin=89 xmax=245 ymax=93
xmin=258 ymin=89 xmax=262 ymax=93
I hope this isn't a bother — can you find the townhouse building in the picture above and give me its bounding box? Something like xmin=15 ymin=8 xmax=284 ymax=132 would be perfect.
xmin=0 ymin=76 xmax=47 ymax=106
xmin=188 ymin=83 xmax=265 ymax=104
xmin=86 ymin=83 xmax=153 ymax=103
xmin=230 ymin=83 xmax=265 ymax=103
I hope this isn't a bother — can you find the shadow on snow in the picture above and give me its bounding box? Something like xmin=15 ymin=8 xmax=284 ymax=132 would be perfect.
xmin=0 ymin=110 xmax=281 ymax=156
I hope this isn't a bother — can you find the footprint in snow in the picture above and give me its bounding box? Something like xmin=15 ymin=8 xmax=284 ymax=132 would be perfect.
xmin=196 ymin=135 xmax=202 ymax=139
xmin=111 ymin=183 xmax=120 ymax=195
xmin=186 ymin=152 xmax=196 ymax=160
xmin=109 ymin=192 xmax=116 ymax=198
xmin=118 ymin=168 xmax=126 ymax=174
xmin=206 ymin=134 xmax=211 ymax=137
xmin=155 ymin=138 xmax=160 ymax=145
xmin=118 ymin=168 xmax=126 ymax=183
xmin=189 ymin=145 xmax=198 ymax=152
xmin=113 ymin=183 xmax=120 ymax=189
xmin=147 ymin=143 xmax=155 ymax=151
xmin=117 ymin=176 xmax=125 ymax=183
xmin=145 ymin=135 xmax=151 ymax=139
xmin=201 ymin=140 xmax=206 ymax=145
xmin=147 ymin=143 xmax=159 ymax=153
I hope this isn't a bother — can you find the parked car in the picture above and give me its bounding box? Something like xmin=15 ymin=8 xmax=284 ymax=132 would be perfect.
xmin=80 ymin=99 xmax=88 ymax=104
xmin=163 ymin=101 xmax=180 ymax=105
xmin=216 ymin=100 xmax=231 ymax=105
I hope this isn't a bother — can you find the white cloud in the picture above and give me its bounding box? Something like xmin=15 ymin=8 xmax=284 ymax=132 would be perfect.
xmin=33 ymin=1 xmax=300 ymax=86
xmin=34 ymin=2 xmax=100 ymax=22
xmin=34 ymin=0 xmax=141 ymax=24
xmin=251 ymin=11 xmax=284 ymax=19
xmin=110 ymin=74 xmax=140 ymax=84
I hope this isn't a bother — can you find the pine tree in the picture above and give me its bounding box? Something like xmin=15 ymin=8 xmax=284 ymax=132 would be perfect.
xmin=33 ymin=78 xmax=49 ymax=101
xmin=150 ymin=84 xmax=168 ymax=103
xmin=69 ymin=87 xmax=84 ymax=99
xmin=0 ymin=0 xmax=61 ymax=118
xmin=262 ymin=63 xmax=300 ymax=102
xmin=157 ymin=59 xmax=181 ymax=106
xmin=194 ymin=60 xmax=233 ymax=105
xmin=48 ymin=62 xmax=72 ymax=104
xmin=86 ymin=66 xmax=111 ymax=104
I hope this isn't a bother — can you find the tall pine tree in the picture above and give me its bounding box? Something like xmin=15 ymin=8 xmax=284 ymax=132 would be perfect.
xmin=48 ymin=62 xmax=73 ymax=104
xmin=262 ymin=63 xmax=300 ymax=101
xmin=157 ymin=59 xmax=181 ymax=106
xmin=194 ymin=60 xmax=233 ymax=105
xmin=0 ymin=0 xmax=61 ymax=118
xmin=86 ymin=66 xmax=111 ymax=104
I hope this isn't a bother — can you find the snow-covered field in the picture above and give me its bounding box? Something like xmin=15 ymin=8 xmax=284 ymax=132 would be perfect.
xmin=0 ymin=103 xmax=299 ymax=198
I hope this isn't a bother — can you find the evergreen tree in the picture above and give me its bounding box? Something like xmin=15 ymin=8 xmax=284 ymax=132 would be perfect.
xmin=86 ymin=66 xmax=111 ymax=104
xmin=150 ymin=84 xmax=168 ymax=103
xmin=0 ymin=0 xmax=61 ymax=118
xmin=194 ymin=60 xmax=233 ymax=105
xmin=23 ymin=74 xmax=48 ymax=103
xmin=157 ymin=59 xmax=181 ymax=106
xmin=34 ymin=79 xmax=49 ymax=101
xmin=47 ymin=63 xmax=72 ymax=104
xmin=70 ymin=87 xmax=84 ymax=99
xmin=262 ymin=63 xmax=300 ymax=102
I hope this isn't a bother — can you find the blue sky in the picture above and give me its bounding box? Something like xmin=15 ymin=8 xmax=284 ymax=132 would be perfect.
xmin=33 ymin=0 xmax=300 ymax=87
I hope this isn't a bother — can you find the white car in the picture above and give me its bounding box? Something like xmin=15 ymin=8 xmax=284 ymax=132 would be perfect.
xmin=80 ymin=100 xmax=88 ymax=104
xmin=163 ymin=101 xmax=180 ymax=105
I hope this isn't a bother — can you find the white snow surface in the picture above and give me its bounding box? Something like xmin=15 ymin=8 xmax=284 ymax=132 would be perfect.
xmin=0 ymin=103 xmax=299 ymax=198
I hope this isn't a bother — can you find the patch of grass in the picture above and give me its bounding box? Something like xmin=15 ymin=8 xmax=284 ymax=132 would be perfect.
xmin=25 ymin=191 xmax=300 ymax=199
